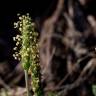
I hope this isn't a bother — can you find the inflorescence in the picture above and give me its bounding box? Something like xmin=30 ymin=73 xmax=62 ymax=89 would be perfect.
xmin=13 ymin=14 xmax=43 ymax=96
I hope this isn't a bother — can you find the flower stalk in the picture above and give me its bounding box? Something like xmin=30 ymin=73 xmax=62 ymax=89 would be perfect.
xmin=13 ymin=14 xmax=43 ymax=96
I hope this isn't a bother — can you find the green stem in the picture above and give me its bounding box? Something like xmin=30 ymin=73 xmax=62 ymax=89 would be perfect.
xmin=25 ymin=70 xmax=30 ymax=96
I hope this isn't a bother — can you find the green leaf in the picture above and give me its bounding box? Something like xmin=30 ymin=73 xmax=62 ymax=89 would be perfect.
xmin=92 ymin=85 xmax=96 ymax=96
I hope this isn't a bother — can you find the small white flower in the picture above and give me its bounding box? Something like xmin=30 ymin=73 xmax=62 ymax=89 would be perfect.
xmin=14 ymin=57 xmax=17 ymax=60
xmin=13 ymin=47 xmax=17 ymax=50
xmin=16 ymin=42 xmax=19 ymax=46
xmin=13 ymin=37 xmax=16 ymax=41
